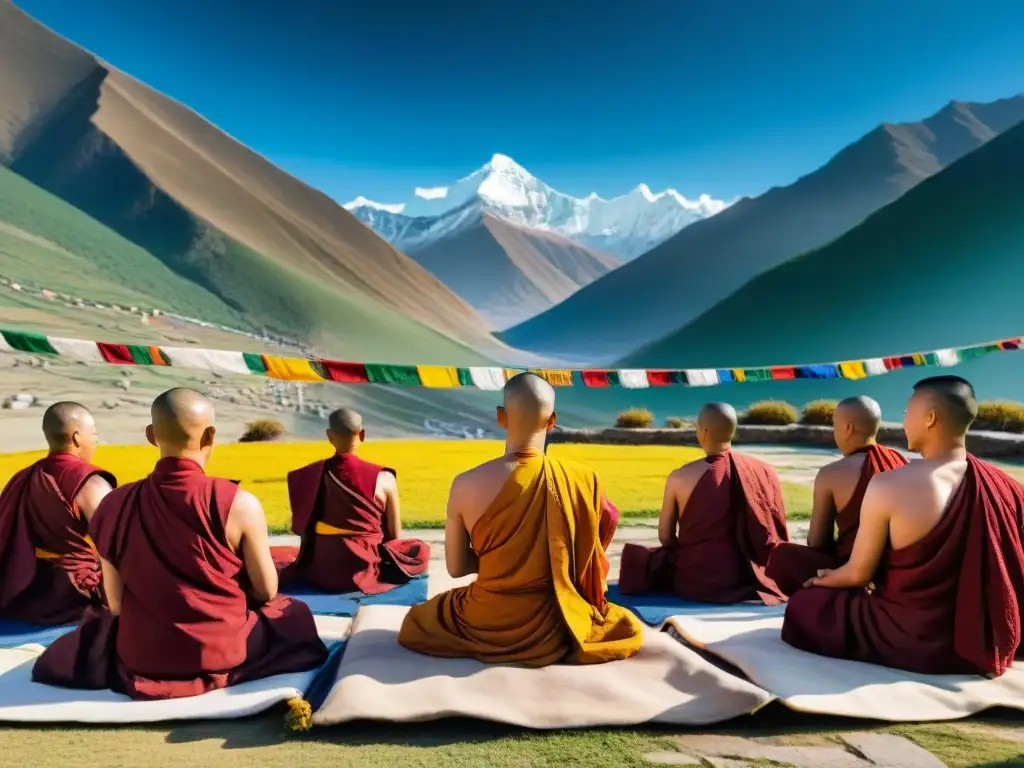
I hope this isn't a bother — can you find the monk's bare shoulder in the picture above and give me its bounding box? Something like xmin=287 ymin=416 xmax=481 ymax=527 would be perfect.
xmin=229 ymin=488 xmax=265 ymax=524
xmin=819 ymin=452 xmax=863 ymax=483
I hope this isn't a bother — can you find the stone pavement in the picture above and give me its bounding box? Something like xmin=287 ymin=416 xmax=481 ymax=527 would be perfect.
xmin=644 ymin=733 xmax=948 ymax=767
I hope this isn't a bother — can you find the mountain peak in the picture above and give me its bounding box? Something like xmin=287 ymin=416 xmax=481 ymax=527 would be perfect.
xmin=487 ymin=153 xmax=527 ymax=174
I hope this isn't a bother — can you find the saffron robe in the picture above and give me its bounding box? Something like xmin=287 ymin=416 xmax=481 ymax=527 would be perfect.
xmin=782 ymin=455 xmax=1024 ymax=676
xmin=397 ymin=452 xmax=643 ymax=666
xmin=765 ymin=444 xmax=907 ymax=596
xmin=32 ymin=457 xmax=328 ymax=699
xmin=619 ymin=451 xmax=790 ymax=605
xmin=0 ymin=453 xmax=116 ymax=625
xmin=273 ymin=454 xmax=428 ymax=594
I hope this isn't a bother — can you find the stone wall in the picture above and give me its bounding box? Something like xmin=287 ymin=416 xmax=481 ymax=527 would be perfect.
xmin=549 ymin=423 xmax=1024 ymax=459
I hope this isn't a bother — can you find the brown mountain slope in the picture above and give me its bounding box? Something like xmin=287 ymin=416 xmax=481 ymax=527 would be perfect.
xmin=500 ymin=94 xmax=1024 ymax=363
xmin=0 ymin=0 xmax=501 ymax=363
xmin=405 ymin=211 xmax=621 ymax=328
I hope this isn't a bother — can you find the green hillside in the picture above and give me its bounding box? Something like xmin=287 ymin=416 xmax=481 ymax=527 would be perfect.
xmin=621 ymin=120 xmax=1024 ymax=372
xmin=0 ymin=165 xmax=242 ymax=325
xmin=0 ymin=166 xmax=489 ymax=364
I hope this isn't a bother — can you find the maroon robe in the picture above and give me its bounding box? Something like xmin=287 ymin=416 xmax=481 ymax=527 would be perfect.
xmin=600 ymin=497 xmax=620 ymax=550
xmin=619 ymin=451 xmax=790 ymax=605
xmin=782 ymin=455 xmax=1024 ymax=676
xmin=32 ymin=457 xmax=328 ymax=700
xmin=766 ymin=444 xmax=908 ymax=596
xmin=273 ymin=454 xmax=428 ymax=594
xmin=0 ymin=453 xmax=116 ymax=625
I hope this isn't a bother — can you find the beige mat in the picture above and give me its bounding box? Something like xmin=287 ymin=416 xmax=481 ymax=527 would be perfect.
xmin=667 ymin=613 xmax=1024 ymax=722
xmin=312 ymin=605 xmax=773 ymax=729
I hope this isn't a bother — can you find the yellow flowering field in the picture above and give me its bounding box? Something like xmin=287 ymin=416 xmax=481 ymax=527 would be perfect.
xmin=0 ymin=441 xmax=811 ymax=531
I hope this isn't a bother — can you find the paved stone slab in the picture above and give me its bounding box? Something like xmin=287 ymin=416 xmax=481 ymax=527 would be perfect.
xmin=642 ymin=751 xmax=701 ymax=765
xmin=665 ymin=733 xmax=949 ymax=768
xmin=841 ymin=733 xmax=948 ymax=767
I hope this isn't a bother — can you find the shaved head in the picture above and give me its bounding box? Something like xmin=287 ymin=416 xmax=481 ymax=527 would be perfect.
xmin=698 ymin=402 xmax=738 ymax=444
xmin=150 ymin=388 xmax=215 ymax=450
xmin=912 ymin=375 xmax=978 ymax=435
xmin=502 ymin=372 xmax=556 ymax=433
xmin=835 ymin=396 xmax=882 ymax=437
xmin=328 ymin=408 xmax=363 ymax=436
xmin=42 ymin=402 xmax=95 ymax=452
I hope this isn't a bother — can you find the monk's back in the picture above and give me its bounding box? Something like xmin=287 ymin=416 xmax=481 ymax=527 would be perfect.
xmin=885 ymin=459 xmax=968 ymax=550
xmin=94 ymin=458 xmax=254 ymax=677
xmin=399 ymin=453 xmax=642 ymax=666
xmin=828 ymin=453 xmax=869 ymax=513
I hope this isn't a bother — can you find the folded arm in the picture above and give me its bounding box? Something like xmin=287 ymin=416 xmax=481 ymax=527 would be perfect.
xmin=444 ymin=476 xmax=478 ymax=578
xmin=806 ymin=478 xmax=890 ymax=589
xmin=229 ymin=489 xmax=279 ymax=603
xmin=806 ymin=468 xmax=837 ymax=549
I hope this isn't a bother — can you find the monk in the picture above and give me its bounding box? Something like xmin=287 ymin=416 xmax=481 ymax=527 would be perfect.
xmin=0 ymin=403 xmax=116 ymax=625
xmin=618 ymin=402 xmax=790 ymax=605
xmin=765 ymin=397 xmax=907 ymax=596
xmin=33 ymin=388 xmax=329 ymax=699
xmin=783 ymin=376 xmax=1024 ymax=676
xmin=273 ymin=408 xmax=428 ymax=594
xmin=398 ymin=372 xmax=642 ymax=666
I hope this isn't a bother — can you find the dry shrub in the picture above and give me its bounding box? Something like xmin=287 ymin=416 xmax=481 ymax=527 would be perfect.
xmin=616 ymin=408 xmax=654 ymax=429
xmin=740 ymin=401 xmax=798 ymax=426
xmin=801 ymin=400 xmax=838 ymax=426
xmin=664 ymin=417 xmax=689 ymax=429
xmin=239 ymin=418 xmax=286 ymax=443
xmin=972 ymin=401 xmax=1024 ymax=433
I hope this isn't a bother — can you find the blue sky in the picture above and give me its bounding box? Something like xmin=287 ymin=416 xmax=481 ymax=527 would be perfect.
xmin=17 ymin=0 xmax=1024 ymax=205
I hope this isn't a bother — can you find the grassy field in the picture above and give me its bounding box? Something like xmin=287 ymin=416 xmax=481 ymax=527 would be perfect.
xmin=0 ymin=441 xmax=814 ymax=531
xmin=3 ymin=705 xmax=1024 ymax=767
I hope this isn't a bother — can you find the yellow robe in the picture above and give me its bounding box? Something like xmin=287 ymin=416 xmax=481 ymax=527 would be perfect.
xmin=398 ymin=453 xmax=643 ymax=666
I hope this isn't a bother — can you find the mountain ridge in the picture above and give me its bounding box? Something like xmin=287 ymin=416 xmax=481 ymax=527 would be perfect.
xmin=619 ymin=119 xmax=1024 ymax=370
xmin=404 ymin=209 xmax=621 ymax=328
xmin=346 ymin=153 xmax=728 ymax=260
xmin=0 ymin=0 xmax=505 ymax=364
xmin=499 ymin=94 xmax=1024 ymax=363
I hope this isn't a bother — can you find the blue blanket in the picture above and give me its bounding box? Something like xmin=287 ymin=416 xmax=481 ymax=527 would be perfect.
xmin=605 ymin=584 xmax=788 ymax=626
xmin=283 ymin=576 xmax=429 ymax=617
xmin=0 ymin=620 xmax=76 ymax=649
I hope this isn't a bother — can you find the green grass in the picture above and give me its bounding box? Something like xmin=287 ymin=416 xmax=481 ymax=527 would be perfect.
xmin=3 ymin=705 xmax=1023 ymax=767
xmin=0 ymin=166 xmax=245 ymax=327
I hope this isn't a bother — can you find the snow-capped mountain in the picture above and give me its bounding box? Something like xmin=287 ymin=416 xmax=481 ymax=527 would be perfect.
xmin=345 ymin=154 xmax=728 ymax=260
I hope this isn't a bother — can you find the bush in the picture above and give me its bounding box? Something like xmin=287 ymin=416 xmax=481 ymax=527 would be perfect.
xmin=801 ymin=400 xmax=838 ymax=426
xmin=972 ymin=401 xmax=1024 ymax=433
xmin=740 ymin=401 xmax=798 ymax=426
xmin=239 ymin=418 xmax=286 ymax=442
xmin=616 ymin=408 xmax=654 ymax=429
xmin=664 ymin=417 xmax=690 ymax=429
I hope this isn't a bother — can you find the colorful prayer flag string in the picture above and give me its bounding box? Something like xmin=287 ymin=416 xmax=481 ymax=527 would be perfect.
xmin=0 ymin=327 xmax=1020 ymax=391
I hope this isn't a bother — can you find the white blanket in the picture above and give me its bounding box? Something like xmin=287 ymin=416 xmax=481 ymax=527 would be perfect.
xmin=312 ymin=605 xmax=772 ymax=728
xmin=667 ymin=613 xmax=1024 ymax=722
xmin=0 ymin=616 xmax=351 ymax=723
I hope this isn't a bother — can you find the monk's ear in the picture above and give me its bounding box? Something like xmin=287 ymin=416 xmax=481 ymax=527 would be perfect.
xmin=496 ymin=406 xmax=508 ymax=429
xmin=145 ymin=424 xmax=157 ymax=447
xmin=202 ymin=425 xmax=216 ymax=449
xmin=70 ymin=430 xmax=82 ymax=449
xmin=359 ymin=429 xmax=366 ymax=443
xmin=546 ymin=410 xmax=558 ymax=432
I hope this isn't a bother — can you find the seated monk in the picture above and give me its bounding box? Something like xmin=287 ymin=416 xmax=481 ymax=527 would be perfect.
xmin=274 ymin=408 xmax=428 ymax=593
xmin=783 ymin=376 xmax=1024 ymax=676
xmin=0 ymin=403 xmax=116 ymax=625
xmin=765 ymin=397 xmax=907 ymax=596
xmin=398 ymin=372 xmax=642 ymax=666
xmin=33 ymin=388 xmax=328 ymax=699
xmin=619 ymin=403 xmax=789 ymax=605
